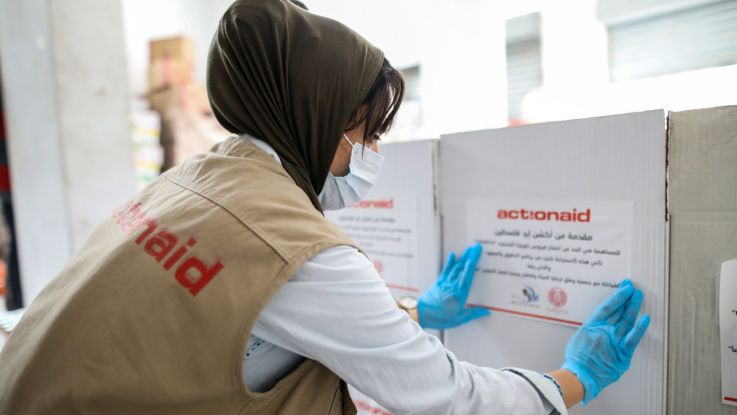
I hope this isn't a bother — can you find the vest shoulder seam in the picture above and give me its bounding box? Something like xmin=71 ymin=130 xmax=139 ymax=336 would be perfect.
xmin=160 ymin=173 xmax=292 ymax=263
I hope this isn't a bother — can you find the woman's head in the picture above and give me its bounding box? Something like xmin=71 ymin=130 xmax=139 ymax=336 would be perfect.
xmin=332 ymin=59 xmax=405 ymax=176
xmin=206 ymin=0 xmax=403 ymax=211
xmin=346 ymin=59 xmax=405 ymax=145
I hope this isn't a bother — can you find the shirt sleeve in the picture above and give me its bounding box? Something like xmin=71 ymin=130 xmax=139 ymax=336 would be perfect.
xmin=252 ymin=245 xmax=567 ymax=415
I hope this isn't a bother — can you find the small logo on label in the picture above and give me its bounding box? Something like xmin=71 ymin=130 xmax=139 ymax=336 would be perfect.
xmin=522 ymin=286 xmax=539 ymax=304
xmin=511 ymin=285 xmax=540 ymax=307
xmin=548 ymin=287 xmax=568 ymax=308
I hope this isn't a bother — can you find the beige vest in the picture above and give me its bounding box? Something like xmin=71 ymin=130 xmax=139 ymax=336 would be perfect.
xmin=0 ymin=138 xmax=359 ymax=415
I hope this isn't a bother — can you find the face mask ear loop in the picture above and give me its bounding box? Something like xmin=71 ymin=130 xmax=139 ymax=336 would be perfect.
xmin=343 ymin=134 xmax=353 ymax=147
xmin=344 ymin=133 xmax=367 ymax=159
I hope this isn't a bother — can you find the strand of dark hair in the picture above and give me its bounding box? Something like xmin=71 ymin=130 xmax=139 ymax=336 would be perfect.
xmin=345 ymin=58 xmax=405 ymax=144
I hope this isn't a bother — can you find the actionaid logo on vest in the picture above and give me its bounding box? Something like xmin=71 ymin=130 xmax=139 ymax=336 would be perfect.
xmin=113 ymin=201 xmax=224 ymax=296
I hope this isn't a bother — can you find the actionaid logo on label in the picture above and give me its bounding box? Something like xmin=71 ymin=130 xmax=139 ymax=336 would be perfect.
xmin=497 ymin=208 xmax=591 ymax=222
xmin=354 ymin=198 xmax=394 ymax=209
xmin=112 ymin=201 xmax=224 ymax=296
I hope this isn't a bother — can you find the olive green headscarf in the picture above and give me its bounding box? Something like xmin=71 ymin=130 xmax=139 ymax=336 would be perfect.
xmin=206 ymin=0 xmax=384 ymax=211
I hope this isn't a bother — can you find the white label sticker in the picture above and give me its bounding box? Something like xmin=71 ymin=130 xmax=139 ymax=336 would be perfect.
xmin=326 ymin=193 xmax=421 ymax=293
xmin=465 ymin=199 xmax=634 ymax=326
xmin=720 ymin=258 xmax=737 ymax=407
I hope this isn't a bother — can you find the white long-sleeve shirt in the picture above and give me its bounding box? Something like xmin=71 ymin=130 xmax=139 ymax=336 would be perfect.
xmin=241 ymin=136 xmax=567 ymax=415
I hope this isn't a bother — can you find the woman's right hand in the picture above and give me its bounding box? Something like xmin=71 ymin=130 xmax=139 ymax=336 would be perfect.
xmin=417 ymin=243 xmax=490 ymax=329
xmin=560 ymin=279 xmax=651 ymax=404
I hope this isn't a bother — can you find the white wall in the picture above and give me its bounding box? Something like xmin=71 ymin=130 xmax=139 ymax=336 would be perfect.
xmin=307 ymin=0 xmax=423 ymax=69
xmin=524 ymin=0 xmax=737 ymax=122
xmin=309 ymin=0 xmax=543 ymax=137
xmin=311 ymin=0 xmax=514 ymax=138
xmin=523 ymin=64 xmax=737 ymax=122
xmin=541 ymin=0 xmax=609 ymax=88
xmin=0 ymin=0 xmax=71 ymax=305
xmin=0 ymin=0 xmax=136 ymax=305
xmin=121 ymin=0 xmax=530 ymax=139
xmin=122 ymin=0 xmax=425 ymax=93
xmin=122 ymin=0 xmax=737 ymax=140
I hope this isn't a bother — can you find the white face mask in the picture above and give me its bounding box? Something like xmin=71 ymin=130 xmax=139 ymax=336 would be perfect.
xmin=318 ymin=134 xmax=384 ymax=211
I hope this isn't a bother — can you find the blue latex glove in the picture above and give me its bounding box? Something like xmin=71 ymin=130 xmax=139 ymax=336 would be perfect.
xmin=562 ymin=279 xmax=651 ymax=404
xmin=418 ymin=243 xmax=491 ymax=329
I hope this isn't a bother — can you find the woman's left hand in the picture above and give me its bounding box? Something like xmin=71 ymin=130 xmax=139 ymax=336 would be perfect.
xmin=418 ymin=243 xmax=491 ymax=329
xmin=561 ymin=279 xmax=650 ymax=404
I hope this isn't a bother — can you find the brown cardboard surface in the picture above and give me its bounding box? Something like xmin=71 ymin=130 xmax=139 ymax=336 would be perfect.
xmin=147 ymin=83 xmax=209 ymax=114
xmin=668 ymin=105 xmax=737 ymax=414
xmin=148 ymin=36 xmax=195 ymax=91
xmin=148 ymin=58 xmax=194 ymax=91
xmin=149 ymin=35 xmax=194 ymax=65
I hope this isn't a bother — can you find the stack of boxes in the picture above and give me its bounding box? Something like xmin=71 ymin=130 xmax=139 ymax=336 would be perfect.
xmin=145 ymin=36 xmax=229 ymax=171
xmin=130 ymin=106 xmax=163 ymax=190
xmin=146 ymin=36 xmax=209 ymax=114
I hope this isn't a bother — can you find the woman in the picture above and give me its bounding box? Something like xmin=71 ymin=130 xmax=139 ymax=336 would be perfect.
xmin=0 ymin=1 xmax=649 ymax=414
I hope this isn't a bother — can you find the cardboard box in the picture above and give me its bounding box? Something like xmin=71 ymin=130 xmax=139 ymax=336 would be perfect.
xmin=667 ymin=106 xmax=737 ymax=414
xmin=147 ymin=83 xmax=209 ymax=114
xmin=325 ymin=139 xmax=442 ymax=299
xmin=148 ymin=58 xmax=193 ymax=91
xmin=157 ymin=108 xmax=230 ymax=171
xmin=148 ymin=36 xmax=195 ymax=91
xmin=131 ymin=108 xmax=162 ymax=190
xmin=439 ymin=111 xmax=667 ymax=415
xmin=149 ymin=35 xmax=193 ymax=67
xmin=324 ymin=139 xmax=442 ymax=415
xmin=322 ymin=106 xmax=737 ymax=413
